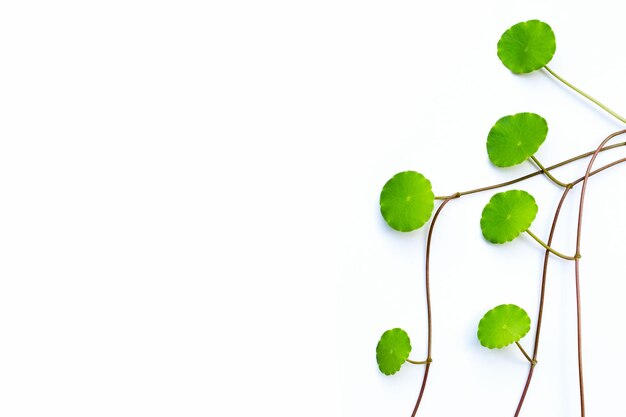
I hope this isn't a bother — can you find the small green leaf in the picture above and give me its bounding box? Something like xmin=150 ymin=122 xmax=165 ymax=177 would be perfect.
xmin=487 ymin=113 xmax=548 ymax=167
xmin=497 ymin=20 xmax=556 ymax=74
xmin=480 ymin=190 xmax=538 ymax=243
xmin=380 ymin=171 xmax=434 ymax=232
xmin=376 ymin=328 xmax=412 ymax=375
xmin=477 ymin=304 xmax=531 ymax=349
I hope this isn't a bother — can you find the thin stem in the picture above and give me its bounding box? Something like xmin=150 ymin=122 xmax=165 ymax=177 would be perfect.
xmin=410 ymin=197 xmax=453 ymax=417
xmin=544 ymin=65 xmax=626 ymax=124
xmin=515 ymin=341 xmax=534 ymax=364
xmin=572 ymin=156 xmax=626 ymax=186
xmin=514 ymin=184 xmax=572 ymax=417
xmin=434 ymin=142 xmax=626 ymax=200
xmin=515 ymin=152 xmax=626 ymax=416
xmin=406 ymin=358 xmax=432 ymax=365
xmin=574 ymin=254 xmax=585 ymax=417
xmin=571 ymin=129 xmax=626 ymax=417
xmin=529 ymin=155 xmax=570 ymax=188
xmin=525 ymin=229 xmax=578 ymax=261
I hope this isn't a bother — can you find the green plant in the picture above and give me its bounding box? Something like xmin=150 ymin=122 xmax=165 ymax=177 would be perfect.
xmin=376 ymin=19 xmax=626 ymax=417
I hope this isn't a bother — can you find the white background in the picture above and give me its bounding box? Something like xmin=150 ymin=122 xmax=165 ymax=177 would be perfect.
xmin=1 ymin=1 xmax=626 ymax=416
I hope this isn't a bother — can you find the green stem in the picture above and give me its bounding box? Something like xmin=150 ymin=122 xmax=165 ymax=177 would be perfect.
xmin=544 ymin=65 xmax=626 ymax=124
xmin=515 ymin=341 xmax=535 ymax=365
xmin=530 ymin=155 xmax=570 ymax=188
xmin=434 ymin=141 xmax=626 ymax=200
xmin=406 ymin=358 xmax=432 ymax=365
xmin=525 ymin=229 xmax=579 ymax=261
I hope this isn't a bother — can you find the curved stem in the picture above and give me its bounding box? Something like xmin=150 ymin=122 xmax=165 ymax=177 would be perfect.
xmin=406 ymin=358 xmax=432 ymax=365
xmin=515 ymin=341 xmax=534 ymax=364
xmin=571 ymin=129 xmax=626 ymax=417
xmin=530 ymin=155 xmax=570 ymax=188
xmin=525 ymin=229 xmax=578 ymax=261
xmin=543 ymin=65 xmax=626 ymax=124
xmin=434 ymin=141 xmax=626 ymax=200
xmin=573 ymin=156 xmax=626 ymax=186
xmin=514 ymin=151 xmax=626 ymax=416
xmin=410 ymin=197 xmax=453 ymax=417
xmin=515 ymin=184 xmax=572 ymax=416
xmin=574 ymin=248 xmax=585 ymax=417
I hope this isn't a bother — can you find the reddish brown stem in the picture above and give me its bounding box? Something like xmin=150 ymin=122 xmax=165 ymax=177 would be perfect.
xmin=435 ymin=142 xmax=626 ymax=200
xmin=514 ymin=184 xmax=572 ymax=416
xmin=410 ymin=196 xmax=455 ymax=417
xmin=572 ymin=129 xmax=626 ymax=416
xmin=513 ymin=129 xmax=626 ymax=417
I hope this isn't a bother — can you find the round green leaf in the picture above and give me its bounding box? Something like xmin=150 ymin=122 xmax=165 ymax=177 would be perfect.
xmin=380 ymin=171 xmax=434 ymax=232
xmin=487 ymin=113 xmax=548 ymax=167
xmin=480 ymin=190 xmax=538 ymax=244
xmin=477 ymin=304 xmax=531 ymax=349
xmin=497 ymin=20 xmax=556 ymax=74
xmin=376 ymin=328 xmax=412 ymax=375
